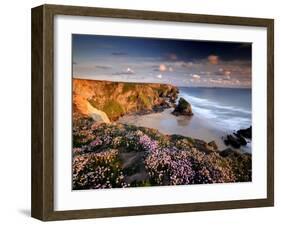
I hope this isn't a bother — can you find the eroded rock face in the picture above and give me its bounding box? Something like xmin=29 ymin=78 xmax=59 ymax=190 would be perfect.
xmin=172 ymin=97 xmax=193 ymax=116
xmin=73 ymin=79 xmax=179 ymax=121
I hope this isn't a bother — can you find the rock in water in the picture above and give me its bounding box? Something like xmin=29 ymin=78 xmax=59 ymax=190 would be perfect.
xmin=233 ymin=133 xmax=247 ymax=145
xmin=225 ymin=135 xmax=241 ymax=149
xmin=237 ymin=126 xmax=252 ymax=139
xmin=172 ymin=97 xmax=193 ymax=116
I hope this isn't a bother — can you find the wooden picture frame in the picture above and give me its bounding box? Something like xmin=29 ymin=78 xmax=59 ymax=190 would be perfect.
xmin=31 ymin=4 xmax=274 ymax=221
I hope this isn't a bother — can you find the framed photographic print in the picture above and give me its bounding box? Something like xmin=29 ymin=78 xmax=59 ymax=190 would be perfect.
xmin=31 ymin=4 xmax=274 ymax=221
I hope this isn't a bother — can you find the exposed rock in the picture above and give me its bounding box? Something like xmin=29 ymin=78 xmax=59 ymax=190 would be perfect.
xmin=223 ymin=126 xmax=251 ymax=149
xmin=224 ymin=135 xmax=241 ymax=149
xmin=233 ymin=133 xmax=247 ymax=145
xmin=193 ymin=139 xmax=216 ymax=154
xmin=208 ymin=141 xmax=218 ymax=151
xmin=172 ymin=97 xmax=193 ymax=116
xmin=73 ymin=79 xmax=179 ymax=121
xmin=220 ymin=148 xmax=241 ymax=157
xmin=237 ymin=126 xmax=252 ymax=139
xmin=86 ymin=102 xmax=110 ymax=123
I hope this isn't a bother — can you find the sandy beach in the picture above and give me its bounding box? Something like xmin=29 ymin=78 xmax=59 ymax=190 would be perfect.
xmin=118 ymin=108 xmax=251 ymax=153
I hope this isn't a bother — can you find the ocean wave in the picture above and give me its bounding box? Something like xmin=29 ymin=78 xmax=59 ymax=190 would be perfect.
xmin=180 ymin=93 xmax=251 ymax=131
xmin=181 ymin=94 xmax=251 ymax=115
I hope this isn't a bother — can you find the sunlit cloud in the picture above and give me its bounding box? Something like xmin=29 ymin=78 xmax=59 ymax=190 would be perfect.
xmin=159 ymin=64 xmax=167 ymax=72
xmin=95 ymin=65 xmax=112 ymax=70
xmin=191 ymin=74 xmax=201 ymax=79
xmin=113 ymin=67 xmax=135 ymax=75
xmin=208 ymin=55 xmax=219 ymax=65
xmin=73 ymin=35 xmax=251 ymax=88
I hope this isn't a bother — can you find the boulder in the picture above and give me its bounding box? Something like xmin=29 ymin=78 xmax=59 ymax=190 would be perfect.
xmin=220 ymin=148 xmax=242 ymax=158
xmin=237 ymin=126 xmax=252 ymax=139
xmin=233 ymin=133 xmax=247 ymax=145
xmin=223 ymin=126 xmax=251 ymax=149
xmin=208 ymin=141 xmax=218 ymax=151
xmin=224 ymin=135 xmax=241 ymax=149
xmin=172 ymin=97 xmax=193 ymax=116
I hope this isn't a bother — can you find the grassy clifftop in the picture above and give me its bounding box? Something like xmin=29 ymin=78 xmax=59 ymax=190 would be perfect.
xmin=73 ymin=79 xmax=179 ymax=121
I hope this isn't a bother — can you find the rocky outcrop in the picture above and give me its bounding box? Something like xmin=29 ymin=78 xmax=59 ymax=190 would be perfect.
xmin=224 ymin=126 xmax=251 ymax=149
xmin=73 ymin=79 xmax=179 ymax=121
xmin=172 ymin=97 xmax=193 ymax=116
xmin=237 ymin=126 xmax=252 ymax=139
xmin=86 ymin=102 xmax=110 ymax=123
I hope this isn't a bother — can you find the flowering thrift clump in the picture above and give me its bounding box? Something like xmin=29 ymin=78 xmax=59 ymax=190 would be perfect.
xmin=73 ymin=149 xmax=128 ymax=189
xmin=72 ymin=116 xmax=251 ymax=189
xmin=144 ymin=146 xmax=236 ymax=185
xmin=139 ymin=134 xmax=159 ymax=152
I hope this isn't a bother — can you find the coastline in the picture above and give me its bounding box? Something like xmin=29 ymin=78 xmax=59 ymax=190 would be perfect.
xmin=72 ymin=79 xmax=252 ymax=189
xmin=118 ymin=108 xmax=251 ymax=153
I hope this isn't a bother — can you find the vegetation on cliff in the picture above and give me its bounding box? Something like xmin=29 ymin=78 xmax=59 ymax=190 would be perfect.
xmin=73 ymin=79 xmax=178 ymax=121
xmin=73 ymin=117 xmax=252 ymax=190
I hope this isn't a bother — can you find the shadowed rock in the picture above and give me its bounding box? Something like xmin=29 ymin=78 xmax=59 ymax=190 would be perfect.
xmin=237 ymin=126 xmax=252 ymax=139
xmin=224 ymin=135 xmax=241 ymax=149
xmin=224 ymin=126 xmax=251 ymax=149
xmin=208 ymin=141 xmax=218 ymax=151
xmin=172 ymin=97 xmax=193 ymax=116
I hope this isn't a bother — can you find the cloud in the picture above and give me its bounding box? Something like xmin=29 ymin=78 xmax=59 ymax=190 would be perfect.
xmin=159 ymin=64 xmax=167 ymax=72
xmin=224 ymin=75 xmax=231 ymax=80
xmin=210 ymin=79 xmax=222 ymax=84
xmin=191 ymin=74 xmax=201 ymax=79
xmin=112 ymin=67 xmax=135 ymax=75
xmin=126 ymin=67 xmax=134 ymax=74
xmin=95 ymin=65 xmax=112 ymax=70
xmin=167 ymin=53 xmax=178 ymax=61
xmin=181 ymin=62 xmax=194 ymax=68
xmin=224 ymin=70 xmax=231 ymax=76
xmin=208 ymin=55 xmax=219 ymax=65
xmin=112 ymin=52 xmax=128 ymax=56
xmin=218 ymin=68 xmax=231 ymax=77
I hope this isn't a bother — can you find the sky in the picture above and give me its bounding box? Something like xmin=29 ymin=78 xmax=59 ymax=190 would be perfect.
xmin=72 ymin=34 xmax=252 ymax=88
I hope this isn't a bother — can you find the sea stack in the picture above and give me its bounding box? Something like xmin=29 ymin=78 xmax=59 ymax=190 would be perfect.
xmin=172 ymin=97 xmax=193 ymax=116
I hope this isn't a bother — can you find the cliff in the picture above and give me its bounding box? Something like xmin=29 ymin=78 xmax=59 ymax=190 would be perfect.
xmin=73 ymin=79 xmax=179 ymax=121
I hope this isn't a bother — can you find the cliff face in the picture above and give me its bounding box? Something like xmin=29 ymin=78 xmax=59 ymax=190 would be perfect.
xmin=73 ymin=79 xmax=179 ymax=121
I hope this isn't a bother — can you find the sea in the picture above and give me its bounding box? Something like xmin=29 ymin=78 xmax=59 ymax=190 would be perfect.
xmin=179 ymin=87 xmax=252 ymax=133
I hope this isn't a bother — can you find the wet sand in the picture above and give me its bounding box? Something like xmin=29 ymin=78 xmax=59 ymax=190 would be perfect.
xmin=118 ymin=108 xmax=251 ymax=152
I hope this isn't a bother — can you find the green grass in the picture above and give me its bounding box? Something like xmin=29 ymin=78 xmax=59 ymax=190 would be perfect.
xmin=122 ymin=83 xmax=137 ymax=93
xmin=102 ymin=100 xmax=124 ymax=120
xmin=88 ymin=99 xmax=97 ymax=108
xmin=139 ymin=93 xmax=151 ymax=108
